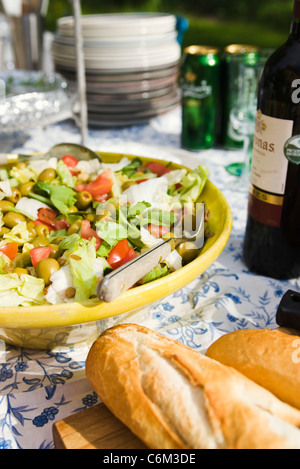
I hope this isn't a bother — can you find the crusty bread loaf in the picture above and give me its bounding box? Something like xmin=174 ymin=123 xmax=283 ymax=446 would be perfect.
xmin=86 ymin=324 xmax=300 ymax=449
xmin=206 ymin=327 xmax=300 ymax=411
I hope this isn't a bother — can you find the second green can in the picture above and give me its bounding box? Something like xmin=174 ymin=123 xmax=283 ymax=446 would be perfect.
xmin=181 ymin=45 xmax=221 ymax=150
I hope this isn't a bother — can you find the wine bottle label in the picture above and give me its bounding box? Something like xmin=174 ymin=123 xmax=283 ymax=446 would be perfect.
xmin=248 ymin=110 xmax=294 ymax=227
xmin=284 ymin=135 xmax=300 ymax=164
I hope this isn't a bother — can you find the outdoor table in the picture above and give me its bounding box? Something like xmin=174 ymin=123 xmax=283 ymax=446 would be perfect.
xmin=0 ymin=107 xmax=299 ymax=449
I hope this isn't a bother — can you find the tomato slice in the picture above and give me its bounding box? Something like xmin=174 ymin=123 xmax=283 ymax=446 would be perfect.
xmin=136 ymin=179 xmax=149 ymax=184
xmin=53 ymin=219 xmax=70 ymax=231
xmin=0 ymin=243 xmax=19 ymax=260
xmin=145 ymin=162 xmax=171 ymax=176
xmin=30 ymin=246 xmax=53 ymax=268
xmin=74 ymin=183 xmax=86 ymax=192
xmin=146 ymin=224 xmax=170 ymax=239
xmin=107 ymin=239 xmax=137 ymax=270
xmin=36 ymin=208 xmax=58 ymax=227
xmin=80 ymin=220 xmax=102 ymax=250
xmin=34 ymin=208 xmax=69 ymax=232
xmin=92 ymin=193 xmax=110 ymax=203
xmin=61 ymin=155 xmax=79 ymax=168
xmin=119 ymin=248 xmax=137 ymax=267
xmin=33 ymin=220 xmax=52 ymax=232
xmin=75 ymin=169 xmax=113 ymax=198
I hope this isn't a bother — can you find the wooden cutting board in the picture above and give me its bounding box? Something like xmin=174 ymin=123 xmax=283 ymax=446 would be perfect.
xmin=52 ymin=403 xmax=147 ymax=449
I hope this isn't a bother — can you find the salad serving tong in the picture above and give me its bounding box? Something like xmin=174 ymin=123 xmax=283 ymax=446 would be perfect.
xmin=97 ymin=203 xmax=205 ymax=303
xmin=0 ymin=142 xmax=102 ymax=166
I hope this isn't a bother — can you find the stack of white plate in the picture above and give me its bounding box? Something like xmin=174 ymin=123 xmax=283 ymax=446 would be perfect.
xmin=52 ymin=13 xmax=181 ymax=127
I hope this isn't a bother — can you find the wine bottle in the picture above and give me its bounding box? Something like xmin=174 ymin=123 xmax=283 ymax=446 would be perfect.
xmin=243 ymin=0 xmax=300 ymax=279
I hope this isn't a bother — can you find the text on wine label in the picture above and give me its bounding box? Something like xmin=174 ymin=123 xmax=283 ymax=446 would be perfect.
xmin=292 ymin=79 xmax=300 ymax=104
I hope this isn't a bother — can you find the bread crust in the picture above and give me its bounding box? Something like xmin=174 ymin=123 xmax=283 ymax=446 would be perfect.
xmin=86 ymin=324 xmax=300 ymax=449
xmin=206 ymin=328 xmax=300 ymax=411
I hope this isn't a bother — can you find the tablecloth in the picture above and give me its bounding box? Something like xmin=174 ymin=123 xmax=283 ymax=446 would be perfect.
xmin=1 ymin=107 xmax=299 ymax=449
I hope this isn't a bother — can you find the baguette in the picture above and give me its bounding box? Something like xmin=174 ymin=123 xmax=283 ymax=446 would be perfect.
xmin=86 ymin=324 xmax=300 ymax=449
xmin=206 ymin=328 xmax=300 ymax=410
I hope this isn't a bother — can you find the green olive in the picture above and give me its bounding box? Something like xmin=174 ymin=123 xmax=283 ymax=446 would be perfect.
xmin=32 ymin=236 xmax=50 ymax=248
xmin=96 ymin=215 xmax=114 ymax=224
xmin=0 ymin=200 xmax=14 ymax=212
xmin=26 ymin=221 xmax=37 ymax=239
xmin=6 ymin=187 xmax=21 ymax=204
xmin=67 ymin=219 xmax=82 ymax=235
xmin=96 ymin=210 xmax=111 ymax=222
xmin=34 ymin=224 xmax=50 ymax=237
xmin=19 ymin=181 xmax=35 ymax=196
xmin=68 ymin=205 xmax=78 ymax=213
xmin=181 ymin=214 xmax=197 ymax=235
xmin=3 ymin=211 xmax=26 ymax=228
xmin=121 ymin=181 xmax=135 ymax=191
xmin=76 ymin=191 xmax=93 ymax=210
xmin=51 ymin=237 xmax=65 ymax=245
xmin=15 ymin=162 xmax=26 ymax=169
xmin=14 ymin=251 xmax=31 ymax=268
xmin=35 ymin=258 xmax=60 ymax=286
xmin=85 ymin=213 xmax=95 ymax=223
xmin=176 ymin=242 xmax=200 ymax=265
xmin=48 ymin=244 xmax=62 ymax=259
xmin=13 ymin=267 xmax=28 ymax=277
xmin=0 ymin=226 xmax=10 ymax=237
xmin=38 ymin=168 xmax=57 ymax=183
xmin=161 ymin=232 xmax=177 ymax=251
xmin=96 ymin=202 xmax=116 ymax=217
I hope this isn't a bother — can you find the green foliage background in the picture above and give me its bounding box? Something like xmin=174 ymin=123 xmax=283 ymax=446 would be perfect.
xmin=45 ymin=0 xmax=294 ymax=50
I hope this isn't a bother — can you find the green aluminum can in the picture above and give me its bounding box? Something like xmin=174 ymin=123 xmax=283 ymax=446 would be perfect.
xmin=221 ymin=44 xmax=259 ymax=150
xmin=181 ymin=45 xmax=221 ymax=150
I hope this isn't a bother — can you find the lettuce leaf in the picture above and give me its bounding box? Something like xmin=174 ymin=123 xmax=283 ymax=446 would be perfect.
xmin=9 ymin=165 xmax=37 ymax=184
xmin=120 ymin=157 xmax=143 ymax=177
xmin=56 ymin=159 xmax=77 ymax=188
xmin=127 ymin=201 xmax=151 ymax=218
xmin=59 ymin=233 xmax=80 ymax=250
xmin=176 ymin=166 xmax=209 ymax=204
xmin=118 ymin=206 xmax=144 ymax=248
xmin=0 ymin=256 xmax=6 ymax=273
xmin=68 ymin=238 xmax=97 ymax=302
xmin=95 ymin=221 xmax=127 ymax=247
xmin=0 ymin=273 xmax=45 ymax=306
xmin=34 ymin=181 xmax=77 ymax=216
xmin=2 ymin=221 xmax=33 ymax=245
xmin=142 ymin=265 xmax=169 ymax=284
xmin=139 ymin=208 xmax=177 ymax=227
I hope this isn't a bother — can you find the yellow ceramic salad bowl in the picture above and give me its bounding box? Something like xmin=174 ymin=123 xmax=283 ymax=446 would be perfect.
xmin=0 ymin=151 xmax=232 ymax=349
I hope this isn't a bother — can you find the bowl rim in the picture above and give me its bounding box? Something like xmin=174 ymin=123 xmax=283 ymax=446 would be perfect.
xmin=0 ymin=151 xmax=233 ymax=329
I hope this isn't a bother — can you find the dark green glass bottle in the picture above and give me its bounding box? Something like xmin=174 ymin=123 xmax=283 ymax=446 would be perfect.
xmin=181 ymin=46 xmax=220 ymax=150
xmin=221 ymin=44 xmax=259 ymax=150
xmin=243 ymin=0 xmax=300 ymax=279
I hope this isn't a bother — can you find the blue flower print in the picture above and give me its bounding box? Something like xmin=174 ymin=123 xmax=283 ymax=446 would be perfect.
xmin=82 ymin=392 xmax=98 ymax=408
xmin=225 ymin=293 xmax=242 ymax=304
xmin=0 ymin=366 xmax=13 ymax=382
xmin=0 ymin=437 xmax=12 ymax=449
xmin=14 ymin=362 xmax=28 ymax=372
xmin=32 ymin=406 xmax=59 ymax=427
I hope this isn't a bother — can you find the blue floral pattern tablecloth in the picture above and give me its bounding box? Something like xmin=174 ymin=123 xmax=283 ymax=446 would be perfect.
xmin=1 ymin=107 xmax=300 ymax=449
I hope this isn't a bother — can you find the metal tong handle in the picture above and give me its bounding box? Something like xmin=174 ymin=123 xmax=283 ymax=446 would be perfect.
xmin=97 ymin=240 xmax=172 ymax=303
xmin=97 ymin=203 xmax=205 ymax=303
xmin=0 ymin=153 xmax=19 ymax=166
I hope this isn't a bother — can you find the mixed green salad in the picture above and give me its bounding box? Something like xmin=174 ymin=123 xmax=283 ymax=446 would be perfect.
xmin=0 ymin=152 xmax=211 ymax=307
